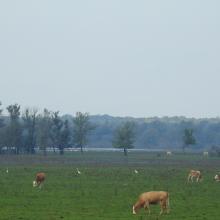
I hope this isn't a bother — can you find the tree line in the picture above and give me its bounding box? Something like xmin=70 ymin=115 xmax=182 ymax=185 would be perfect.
xmin=0 ymin=103 xmax=89 ymax=155
xmin=0 ymin=102 xmax=138 ymax=155
xmin=1 ymin=101 xmax=219 ymax=156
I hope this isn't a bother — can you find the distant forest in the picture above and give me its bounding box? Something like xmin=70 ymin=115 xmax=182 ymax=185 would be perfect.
xmin=1 ymin=102 xmax=220 ymax=154
xmin=88 ymin=115 xmax=220 ymax=150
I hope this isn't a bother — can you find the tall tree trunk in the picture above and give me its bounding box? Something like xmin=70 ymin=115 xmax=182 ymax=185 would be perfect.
xmin=182 ymin=144 xmax=187 ymax=153
xmin=123 ymin=148 xmax=127 ymax=156
xmin=31 ymin=145 xmax=35 ymax=154
xmin=52 ymin=145 xmax=56 ymax=153
xmin=59 ymin=146 xmax=64 ymax=155
xmin=43 ymin=147 xmax=47 ymax=156
xmin=16 ymin=146 xmax=19 ymax=155
xmin=30 ymin=129 xmax=35 ymax=154
xmin=182 ymin=145 xmax=185 ymax=153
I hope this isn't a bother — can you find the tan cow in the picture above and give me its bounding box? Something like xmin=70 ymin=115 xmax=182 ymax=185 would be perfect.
xmin=187 ymin=170 xmax=202 ymax=182
xmin=33 ymin=172 xmax=46 ymax=188
xmin=132 ymin=191 xmax=170 ymax=215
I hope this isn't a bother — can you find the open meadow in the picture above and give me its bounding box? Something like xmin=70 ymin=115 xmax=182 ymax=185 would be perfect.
xmin=0 ymin=152 xmax=220 ymax=220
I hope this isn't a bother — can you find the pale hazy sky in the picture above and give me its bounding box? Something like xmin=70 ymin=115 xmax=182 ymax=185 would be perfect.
xmin=0 ymin=1 xmax=220 ymax=118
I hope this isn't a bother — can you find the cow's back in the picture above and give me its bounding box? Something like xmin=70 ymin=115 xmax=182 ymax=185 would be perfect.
xmin=36 ymin=172 xmax=46 ymax=182
xmin=140 ymin=191 xmax=168 ymax=203
xmin=191 ymin=170 xmax=200 ymax=175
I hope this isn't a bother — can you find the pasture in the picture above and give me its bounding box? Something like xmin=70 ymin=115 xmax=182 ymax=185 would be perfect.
xmin=0 ymin=152 xmax=220 ymax=220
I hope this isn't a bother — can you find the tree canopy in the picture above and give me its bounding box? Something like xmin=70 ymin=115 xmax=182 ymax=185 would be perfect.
xmin=112 ymin=121 xmax=136 ymax=156
xmin=183 ymin=128 xmax=196 ymax=152
xmin=72 ymin=112 xmax=94 ymax=153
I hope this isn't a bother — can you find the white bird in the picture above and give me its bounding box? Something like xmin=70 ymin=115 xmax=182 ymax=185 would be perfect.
xmin=6 ymin=168 xmax=9 ymax=173
xmin=76 ymin=168 xmax=81 ymax=175
xmin=134 ymin=169 xmax=138 ymax=174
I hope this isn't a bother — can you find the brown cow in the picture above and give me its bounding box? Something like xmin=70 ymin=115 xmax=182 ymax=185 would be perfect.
xmin=187 ymin=170 xmax=202 ymax=182
xmin=33 ymin=172 xmax=46 ymax=188
xmin=133 ymin=191 xmax=170 ymax=215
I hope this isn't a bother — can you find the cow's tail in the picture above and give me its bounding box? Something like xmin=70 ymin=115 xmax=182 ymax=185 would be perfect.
xmin=167 ymin=192 xmax=170 ymax=213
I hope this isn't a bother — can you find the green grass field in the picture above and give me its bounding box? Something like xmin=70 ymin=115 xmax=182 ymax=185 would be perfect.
xmin=0 ymin=152 xmax=220 ymax=220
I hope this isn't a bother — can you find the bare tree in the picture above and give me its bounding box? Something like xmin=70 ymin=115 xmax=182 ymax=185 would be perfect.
xmin=22 ymin=108 xmax=38 ymax=154
xmin=36 ymin=109 xmax=52 ymax=155
xmin=6 ymin=104 xmax=22 ymax=154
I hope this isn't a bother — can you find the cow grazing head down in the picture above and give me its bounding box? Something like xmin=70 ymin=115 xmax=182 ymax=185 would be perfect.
xmin=33 ymin=172 xmax=46 ymax=188
xmin=188 ymin=170 xmax=202 ymax=182
xmin=133 ymin=191 xmax=170 ymax=215
xmin=33 ymin=180 xmax=38 ymax=187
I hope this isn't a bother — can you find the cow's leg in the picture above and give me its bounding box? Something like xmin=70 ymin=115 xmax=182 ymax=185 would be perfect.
xmin=160 ymin=201 xmax=165 ymax=215
xmin=39 ymin=182 xmax=43 ymax=189
xmin=36 ymin=181 xmax=40 ymax=188
xmin=160 ymin=200 xmax=168 ymax=215
xmin=166 ymin=198 xmax=170 ymax=214
xmin=187 ymin=174 xmax=191 ymax=182
xmin=144 ymin=202 xmax=150 ymax=214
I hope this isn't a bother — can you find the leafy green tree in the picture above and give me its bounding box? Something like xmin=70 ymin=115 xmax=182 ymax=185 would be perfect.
xmin=112 ymin=121 xmax=136 ymax=156
xmin=6 ymin=104 xmax=22 ymax=154
xmin=72 ymin=112 xmax=94 ymax=153
xmin=22 ymin=108 xmax=38 ymax=154
xmin=183 ymin=128 xmax=196 ymax=152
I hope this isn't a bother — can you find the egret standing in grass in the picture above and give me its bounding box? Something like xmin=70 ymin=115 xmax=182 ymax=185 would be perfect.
xmin=76 ymin=168 xmax=81 ymax=175
xmin=134 ymin=169 xmax=138 ymax=174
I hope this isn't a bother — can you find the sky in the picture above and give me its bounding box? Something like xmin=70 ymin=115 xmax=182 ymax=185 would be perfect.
xmin=0 ymin=0 xmax=220 ymax=118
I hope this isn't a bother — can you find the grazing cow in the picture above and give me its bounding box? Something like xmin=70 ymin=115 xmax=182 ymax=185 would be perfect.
xmin=33 ymin=172 xmax=46 ymax=188
xmin=214 ymin=174 xmax=220 ymax=182
xmin=133 ymin=191 xmax=170 ymax=215
xmin=187 ymin=170 xmax=202 ymax=182
xmin=166 ymin=151 xmax=172 ymax=156
xmin=203 ymin=151 xmax=209 ymax=156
